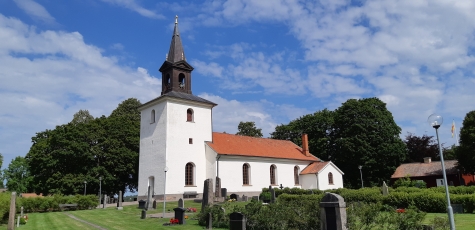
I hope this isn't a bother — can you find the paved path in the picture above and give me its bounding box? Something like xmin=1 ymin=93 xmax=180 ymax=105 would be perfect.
xmin=63 ymin=213 xmax=108 ymax=230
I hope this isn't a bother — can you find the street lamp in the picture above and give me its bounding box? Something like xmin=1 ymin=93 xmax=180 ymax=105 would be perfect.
xmin=99 ymin=176 xmax=102 ymax=206
xmin=358 ymin=165 xmax=364 ymax=188
xmin=84 ymin=181 xmax=87 ymax=196
xmin=428 ymin=113 xmax=455 ymax=230
xmin=163 ymin=166 xmax=169 ymax=218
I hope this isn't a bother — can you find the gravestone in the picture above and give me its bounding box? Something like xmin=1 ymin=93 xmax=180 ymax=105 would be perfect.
xmin=270 ymin=188 xmax=276 ymax=203
xmin=229 ymin=212 xmax=246 ymax=230
xmin=242 ymin=195 xmax=248 ymax=202
xmin=141 ymin=209 xmax=146 ymax=219
xmin=320 ymin=193 xmax=347 ymax=230
xmin=117 ymin=191 xmax=123 ymax=210
xmin=178 ymin=198 xmax=184 ymax=208
xmin=173 ymin=207 xmax=186 ymax=224
xmin=201 ymin=178 xmax=214 ymax=212
xmin=382 ymin=182 xmax=389 ymax=196
xmin=152 ymin=200 xmax=157 ymax=209
xmin=221 ymin=188 xmax=227 ymax=198
xmin=138 ymin=200 xmax=146 ymax=209
xmin=103 ymin=195 xmax=107 ymax=208
xmin=215 ymin=177 xmax=221 ymax=197
xmin=206 ymin=212 xmax=212 ymax=229
xmin=453 ymin=204 xmax=463 ymax=213
xmin=7 ymin=192 xmax=16 ymax=230
xmin=21 ymin=206 xmax=24 ymax=217
xmin=146 ymin=185 xmax=153 ymax=210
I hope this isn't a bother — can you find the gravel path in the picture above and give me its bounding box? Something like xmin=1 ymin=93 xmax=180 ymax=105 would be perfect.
xmin=63 ymin=212 xmax=108 ymax=230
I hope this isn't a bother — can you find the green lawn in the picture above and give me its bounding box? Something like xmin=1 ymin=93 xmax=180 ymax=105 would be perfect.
xmin=4 ymin=201 xmax=475 ymax=230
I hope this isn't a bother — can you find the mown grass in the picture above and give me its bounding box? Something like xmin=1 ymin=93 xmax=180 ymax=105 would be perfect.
xmin=424 ymin=213 xmax=474 ymax=230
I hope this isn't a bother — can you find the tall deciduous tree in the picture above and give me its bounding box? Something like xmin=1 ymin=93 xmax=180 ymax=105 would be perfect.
xmin=71 ymin=109 xmax=94 ymax=125
xmin=455 ymin=110 xmax=475 ymax=173
xmin=236 ymin=121 xmax=263 ymax=137
xmin=403 ymin=133 xmax=439 ymax=163
xmin=331 ymin=98 xmax=406 ymax=188
xmin=3 ymin=156 xmax=33 ymax=193
xmin=271 ymin=109 xmax=334 ymax=160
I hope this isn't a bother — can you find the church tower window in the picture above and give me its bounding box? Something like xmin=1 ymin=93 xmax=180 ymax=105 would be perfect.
xmin=185 ymin=163 xmax=195 ymax=186
xmin=187 ymin=109 xmax=193 ymax=122
xmin=243 ymin=163 xmax=250 ymax=185
xmin=179 ymin=73 xmax=185 ymax=89
xmin=151 ymin=110 xmax=155 ymax=123
xmin=270 ymin=164 xmax=277 ymax=185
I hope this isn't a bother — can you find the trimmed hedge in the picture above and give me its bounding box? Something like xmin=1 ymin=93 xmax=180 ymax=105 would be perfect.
xmin=260 ymin=186 xmax=475 ymax=213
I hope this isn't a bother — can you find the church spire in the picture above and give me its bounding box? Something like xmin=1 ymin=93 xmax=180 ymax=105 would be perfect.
xmin=166 ymin=15 xmax=186 ymax=63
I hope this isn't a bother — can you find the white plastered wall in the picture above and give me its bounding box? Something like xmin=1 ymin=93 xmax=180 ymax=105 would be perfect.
xmin=316 ymin=163 xmax=344 ymax=190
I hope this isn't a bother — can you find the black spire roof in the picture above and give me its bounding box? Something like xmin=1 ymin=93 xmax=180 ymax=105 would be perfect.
xmin=166 ymin=15 xmax=186 ymax=63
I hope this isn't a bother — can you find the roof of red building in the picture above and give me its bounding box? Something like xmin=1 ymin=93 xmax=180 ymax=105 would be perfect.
xmin=207 ymin=132 xmax=320 ymax=161
xmin=391 ymin=160 xmax=458 ymax=178
xmin=300 ymin=161 xmax=330 ymax=174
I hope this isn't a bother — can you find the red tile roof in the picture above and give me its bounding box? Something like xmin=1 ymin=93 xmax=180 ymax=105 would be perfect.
xmin=207 ymin=132 xmax=320 ymax=161
xmin=300 ymin=161 xmax=330 ymax=174
xmin=391 ymin=160 xmax=458 ymax=178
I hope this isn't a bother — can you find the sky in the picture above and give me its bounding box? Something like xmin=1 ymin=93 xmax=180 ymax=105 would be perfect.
xmin=1 ymin=0 xmax=474 ymax=170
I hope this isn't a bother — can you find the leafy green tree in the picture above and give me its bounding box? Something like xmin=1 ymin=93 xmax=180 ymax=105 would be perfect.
xmin=403 ymin=133 xmax=439 ymax=163
xmin=236 ymin=121 xmax=263 ymax=137
xmin=455 ymin=110 xmax=475 ymax=173
xmin=3 ymin=156 xmax=33 ymax=193
xmin=271 ymin=109 xmax=334 ymax=159
xmin=71 ymin=109 xmax=94 ymax=125
xmin=26 ymin=98 xmax=141 ymax=195
xmin=331 ymin=98 xmax=406 ymax=188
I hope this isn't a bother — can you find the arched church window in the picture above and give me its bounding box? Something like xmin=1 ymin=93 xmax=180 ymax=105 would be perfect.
xmin=270 ymin=165 xmax=277 ymax=185
xmin=166 ymin=74 xmax=171 ymax=89
xmin=185 ymin=163 xmax=195 ymax=186
xmin=187 ymin=108 xmax=193 ymax=122
xmin=328 ymin=172 xmax=334 ymax=185
xmin=243 ymin=163 xmax=250 ymax=185
xmin=151 ymin=110 xmax=155 ymax=123
xmin=179 ymin=73 xmax=185 ymax=89
xmin=294 ymin=166 xmax=300 ymax=185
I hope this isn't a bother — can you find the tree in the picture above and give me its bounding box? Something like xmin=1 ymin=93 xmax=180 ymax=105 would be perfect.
xmin=271 ymin=109 xmax=334 ymax=159
xmin=455 ymin=110 xmax=475 ymax=174
xmin=403 ymin=133 xmax=439 ymax=163
xmin=26 ymin=98 xmax=142 ymax=195
xmin=331 ymin=98 xmax=406 ymax=188
xmin=71 ymin=109 xmax=94 ymax=125
xmin=236 ymin=121 xmax=263 ymax=137
xmin=3 ymin=156 xmax=33 ymax=193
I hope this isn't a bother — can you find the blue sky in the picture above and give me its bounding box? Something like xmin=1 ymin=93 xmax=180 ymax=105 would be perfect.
xmin=1 ymin=0 xmax=474 ymax=170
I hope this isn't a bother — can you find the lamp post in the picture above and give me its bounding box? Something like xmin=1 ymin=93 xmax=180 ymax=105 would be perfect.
xmin=163 ymin=166 xmax=168 ymax=218
xmin=428 ymin=113 xmax=455 ymax=230
xmin=358 ymin=165 xmax=363 ymax=188
xmin=84 ymin=181 xmax=87 ymax=196
xmin=99 ymin=176 xmax=102 ymax=206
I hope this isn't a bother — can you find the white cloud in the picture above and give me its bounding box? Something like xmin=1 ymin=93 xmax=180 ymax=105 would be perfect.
xmin=100 ymin=0 xmax=164 ymax=19
xmin=13 ymin=0 xmax=56 ymax=24
xmin=0 ymin=14 xmax=160 ymax=167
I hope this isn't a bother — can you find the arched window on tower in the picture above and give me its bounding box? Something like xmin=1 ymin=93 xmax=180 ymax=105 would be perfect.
xmin=294 ymin=166 xmax=300 ymax=185
xmin=151 ymin=110 xmax=155 ymax=123
xmin=328 ymin=172 xmax=334 ymax=185
xmin=270 ymin=164 xmax=277 ymax=185
xmin=166 ymin=74 xmax=171 ymax=89
xmin=187 ymin=108 xmax=193 ymax=122
xmin=178 ymin=73 xmax=185 ymax=89
xmin=243 ymin=163 xmax=250 ymax=185
xmin=185 ymin=163 xmax=195 ymax=186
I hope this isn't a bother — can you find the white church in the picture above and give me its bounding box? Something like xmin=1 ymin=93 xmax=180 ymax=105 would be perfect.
xmin=137 ymin=17 xmax=344 ymax=201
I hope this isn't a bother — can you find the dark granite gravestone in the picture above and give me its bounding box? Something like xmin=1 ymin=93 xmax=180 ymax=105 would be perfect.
xmin=320 ymin=193 xmax=347 ymax=230
xmin=229 ymin=212 xmax=246 ymax=230
xmin=141 ymin=209 xmax=146 ymax=219
xmin=138 ymin=200 xmax=146 ymax=209
xmin=178 ymin=198 xmax=184 ymax=208
xmin=221 ymin=188 xmax=227 ymax=198
xmin=270 ymin=188 xmax=276 ymax=203
xmin=215 ymin=177 xmax=221 ymax=197
xmin=174 ymin=207 xmax=186 ymax=224
xmin=152 ymin=200 xmax=157 ymax=209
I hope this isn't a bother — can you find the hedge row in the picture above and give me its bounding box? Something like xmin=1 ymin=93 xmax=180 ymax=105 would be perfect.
xmin=0 ymin=193 xmax=98 ymax=223
xmin=262 ymin=186 xmax=475 ymax=213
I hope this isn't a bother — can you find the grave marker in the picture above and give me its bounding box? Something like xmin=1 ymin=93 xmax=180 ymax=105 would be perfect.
xmin=229 ymin=212 xmax=246 ymax=230
xmin=382 ymin=181 xmax=389 ymax=196
xmin=201 ymin=178 xmax=214 ymax=212
xmin=7 ymin=192 xmax=16 ymax=230
xmin=117 ymin=191 xmax=123 ymax=210
xmin=320 ymin=193 xmax=347 ymax=230
xmin=178 ymin=198 xmax=184 ymax=208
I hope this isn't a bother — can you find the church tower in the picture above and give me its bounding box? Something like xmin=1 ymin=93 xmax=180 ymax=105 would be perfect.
xmin=137 ymin=16 xmax=217 ymax=202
